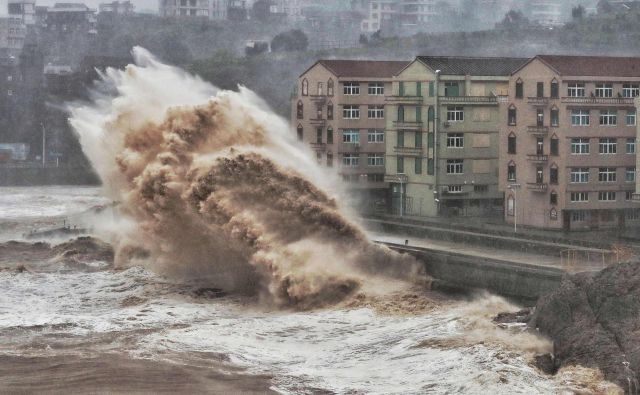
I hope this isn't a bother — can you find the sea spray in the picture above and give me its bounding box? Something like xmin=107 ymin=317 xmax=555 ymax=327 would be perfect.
xmin=69 ymin=48 xmax=422 ymax=308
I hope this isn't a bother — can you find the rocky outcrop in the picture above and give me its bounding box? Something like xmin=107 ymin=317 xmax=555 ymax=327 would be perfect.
xmin=531 ymin=261 xmax=640 ymax=394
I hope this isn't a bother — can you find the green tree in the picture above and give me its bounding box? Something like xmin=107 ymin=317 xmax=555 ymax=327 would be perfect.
xmin=271 ymin=29 xmax=308 ymax=52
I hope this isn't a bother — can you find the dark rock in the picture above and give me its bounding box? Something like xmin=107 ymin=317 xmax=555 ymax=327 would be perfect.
xmin=530 ymin=261 xmax=640 ymax=393
xmin=493 ymin=308 xmax=532 ymax=324
xmin=534 ymin=353 xmax=558 ymax=375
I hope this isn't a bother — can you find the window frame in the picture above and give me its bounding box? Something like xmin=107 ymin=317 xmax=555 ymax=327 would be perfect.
xmin=368 ymin=82 xmax=384 ymax=95
xmin=446 ymin=132 xmax=464 ymax=148
xmin=598 ymin=138 xmax=617 ymax=154
xmin=367 ymin=129 xmax=384 ymax=143
xmin=571 ymin=109 xmax=590 ymax=126
xmin=342 ymin=105 xmax=360 ymax=119
xmin=446 ymin=159 xmax=464 ymax=175
xmin=446 ymin=106 xmax=464 ymax=122
xmin=570 ymin=168 xmax=590 ymax=184
xmin=342 ymin=153 xmax=359 ymax=167
xmin=598 ymin=167 xmax=617 ymax=182
xmin=367 ymin=153 xmax=385 ymax=167
xmin=595 ymin=83 xmax=613 ymax=98
xmin=343 ymin=82 xmax=360 ymax=96
xmin=567 ymin=82 xmax=585 ymax=97
xmin=342 ymin=129 xmax=360 ymax=144
xmin=367 ymin=105 xmax=384 ymax=119
xmin=570 ymin=192 xmax=589 ymax=203
xmin=571 ymin=138 xmax=590 ymax=155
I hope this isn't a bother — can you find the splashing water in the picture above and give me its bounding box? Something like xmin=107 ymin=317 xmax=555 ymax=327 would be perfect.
xmin=69 ymin=48 xmax=421 ymax=309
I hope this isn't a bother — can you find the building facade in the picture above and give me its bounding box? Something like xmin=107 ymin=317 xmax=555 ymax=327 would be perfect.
xmin=384 ymin=56 xmax=527 ymax=217
xmin=292 ymin=59 xmax=409 ymax=210
xmin=499 ymin=55 xmax=640 ymax=230
xmin=160 ymin=0 xmax=210 ymax=17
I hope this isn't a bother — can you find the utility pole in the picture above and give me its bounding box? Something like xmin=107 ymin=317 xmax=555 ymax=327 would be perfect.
xmin=41 ymin=123 xmax=46 ymax=168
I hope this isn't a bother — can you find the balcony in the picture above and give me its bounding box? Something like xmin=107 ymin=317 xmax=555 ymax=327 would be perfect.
xmin=384 ymin=173 xmax=409 ymax=183
xmin=527 ymin=125 xmax=549 ymax=135
xmin=308 ymin=95 xmax=327 ymax=104
xmin=527 ymin=154 xmax=549 ymax=163
xmin=309 ymin=118 xmax=326 ymax=126
xmin=309 ymin=142 xmax=326 ymax=151
xmin=527 ymin=97 xmax=551 ymax=105
xmin=386 ymin=95 xmax=423 ymax=104
xmin=394 ymin=146 xmax=423 ymax=156
xmin=634 ymin=193 xmax=640 ymax=203
xmin=527 ymin=183 xmax=548 ymax=192
xmin=439 ymin=96 xmax=497 ymax=105
xmin=561 ymin=97 xmax=634 ymax=105
xmin=393 ymin=121 xmax=423 ymax=130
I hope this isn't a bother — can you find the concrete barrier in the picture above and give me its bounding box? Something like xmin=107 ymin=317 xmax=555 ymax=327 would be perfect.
xmin=381 ymin=242 xmax=564 ymax=303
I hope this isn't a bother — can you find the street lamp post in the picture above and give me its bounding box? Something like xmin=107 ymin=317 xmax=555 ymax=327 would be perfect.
xmin=508 ymin=183 xmax=521 ymax=233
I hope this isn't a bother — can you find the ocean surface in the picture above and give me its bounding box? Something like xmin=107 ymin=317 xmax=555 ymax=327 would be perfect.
xmin=0 ymin=186 xmax=596 ymax=394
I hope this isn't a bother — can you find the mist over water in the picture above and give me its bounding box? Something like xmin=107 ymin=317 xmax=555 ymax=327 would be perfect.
xmin=69 ymin=47 xmax=420 ymax=308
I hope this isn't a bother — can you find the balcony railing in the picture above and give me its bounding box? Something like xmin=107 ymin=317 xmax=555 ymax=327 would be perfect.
xmin=561 ymin=96 xmax=635 ymax=105
xmin=527 ymin=97 xmax=551 ymax=105
xmin=394 ymin=146 xmax=423 ymax=156
xmin=309 ymin=118 xmax=326 ymax=126
xmin=310 ymin=142 xmax=326 ymax=151
xmin=439 ymin=96 xmax=498 ymax=104
xmin=386 ymin=95 xmax=424 ymax=104
xmin=527 ymin=154 xmax=549 ymax=162
xmin=633 ymin=193 xmax=640 ymax=202
xmin=384 ymin=174 xmax=409 ymax=183
xmin=527 ymin=182 xmax=548 ymax=192
xmin=527 ymin=125 xmax=549 ymax=135
xmin=393 ymin=121 xmax=423 ymax=130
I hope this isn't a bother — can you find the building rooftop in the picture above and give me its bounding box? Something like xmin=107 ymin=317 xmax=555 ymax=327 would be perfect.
xmin=417 ymin=56 xmax=529 ymax=76
xmin=307 ymin=59 xmax=410 ymax=78
xmin=536 ymin=55 xmax=640 ymax=77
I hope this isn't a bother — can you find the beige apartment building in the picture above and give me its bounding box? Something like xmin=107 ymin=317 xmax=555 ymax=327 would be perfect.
xmin=384 ymin=56 xmax=527 ymax=217
xmin=292 ymin=59 xmax=409 ymax=208
xmin=499 ymin=55 xmax=640 ymax=230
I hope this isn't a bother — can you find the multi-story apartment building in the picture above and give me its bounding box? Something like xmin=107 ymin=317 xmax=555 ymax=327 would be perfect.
xmin=98 ymin=1 xmax=135 ymax=15
xmin=499 ymin=55 xmax=640 ymax=230
xmin=384 ymin=56 xmax=527 ymax=217
xmin=292 ymin=59 xmax=409 ymax=207
xmin=8 ymin=0 xmax=36 ymax=25
xmin=160 ymin=0 xmax=210 ymax=17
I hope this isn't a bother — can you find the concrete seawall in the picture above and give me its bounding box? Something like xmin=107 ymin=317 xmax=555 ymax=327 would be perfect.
xmin=0 ymin=167 xmax=100 ymax=186
xmin=381 ymin=242 xmax=564 ymax=303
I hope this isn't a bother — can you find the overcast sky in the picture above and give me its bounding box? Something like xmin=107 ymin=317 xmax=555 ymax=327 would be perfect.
xmin=0 ymin=0 xmax=159 ymax=14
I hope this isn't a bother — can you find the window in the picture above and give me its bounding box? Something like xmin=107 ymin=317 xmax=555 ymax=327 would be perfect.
xmin=397 ymin=156 xmax=404 ymax=173
xmin=327 ymin=79 xmax=334 ymax=96
xmin=626 ymin=167 xmax=636 ymax=182
xmin=367 ymin=105 xmax=384 ymax=119
xmin=550 ymin=191 xmax=558 ymax=205
xmin=507 ymin=163 xmax=516 ymax=181
xmin=446 ymin=159 xmax=463 ymax=174
xmin=599 ymin=167 xmax=617 ymax=182
xmin=367 ymin=129 xmax=384 ymax=143
xmin=600 ymin=109 xmax=617 ymax=126
xmin=297 ymin=101 xmax=303 ymax=119
xmin=550 ymin=208 xmax=558 ymax=221
xmin=427 ymin=158 xmax=434 ymax=175
xmin=316 ymin=128 xmax=323 ymax=143
xmin=570 ymin=192 xmax=589 ymax=202
xmin=551 ymin=107 xmax=559 ymax=126
xmin=551 ymin=80 xmax=559 ymax=99
xmin=398 ymin=81 xmax=405 ymax=96
xmin=536 ymin=82 xmax=544 ymax=98
xmin=302 ymin=79 xmax=308 ymax=96
xmin=415 ymin=131 xmax=422 ymax=148
xmin=327 ymin=102 xmax=333 ymax=120
xmin=572 ymin=210 xmax=589 ymax=221
xmin=626 ymin=191 xmax=635 ymax=201
xmin=317 ymin=82 xmax=324 ymax=95
xmin=342 ymin=154 xmax=359 ymax=167
xmin=568 ymin=82 xmax=585 ymax=97
xmin=595 ymin=83 xmax=613 ymax=98
xmin=622 ymin=83 xmax=639 ymax=98
xmin=550 ymin=167 xmax=558 ymax=185
xmin=367 ymin=153 xmax=384 ymax=166
xmin=444 ymin=82 xmax=459 ymax=97
xmin=326 ymin=152 xmax=333 ymax=167
xmin=627 ymin=138 xmax=636 ymax=154
xmin=627 ymin=110 xmax=636 ymax=126
xmin=508 ymin=134 xmax=516 ymax=154
xmin=316 ymin=151 xmax=322 ymax=164
xmin=342 ymin=129 xmax=359 ymax=143
xmin=571 ymin=168 xmax=590 ymax=183
xmin=447 ymin=106 xmax=464 ymax=122
xmin=571 ymin=138 xmax=590 ymax=154
xmin=327 ymin=127 xmax=333 ymax=144
xmin=343 ymin=105 xmax=360 ymax=119
xmin=343 ymin=82 xmax=360 ymax=95
xmin=296 ymin=125 xmax=303 ymax=141
xmin=536 ymin=108 xmax=544 ymax=126
xmin=508 ymin=106 xmax=517 ymax=125
xmin=368 ymin=82 xmax=384 ymax=95
xmin=474 ymin=185 xmax=488 ymax=193
xmin=550 ymin=137 xmax=559 ymax=156
xmin=414 ymin=157 xmax=422 ymax=174
xmin=515 ymin=79 xmax=523 ymax=99
xmin=316 ymin=104 xmax=323 ymax=119
xmin=507 ymin=195 xmax=515 ymax=216
xmin=397 ymin=130 xmax=404 ymax=147
xmin=599 ymin=138 xmax=617 ymax=154
xmin=599 ymin=191 xmax=616 ymax=202
xmin=397 ymin=105 xmax=405 ymax=122
xmin=447 ymin=133 xmax=464 ymax=148
xmin=571 ymin=109 xmax=590 ymax=126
